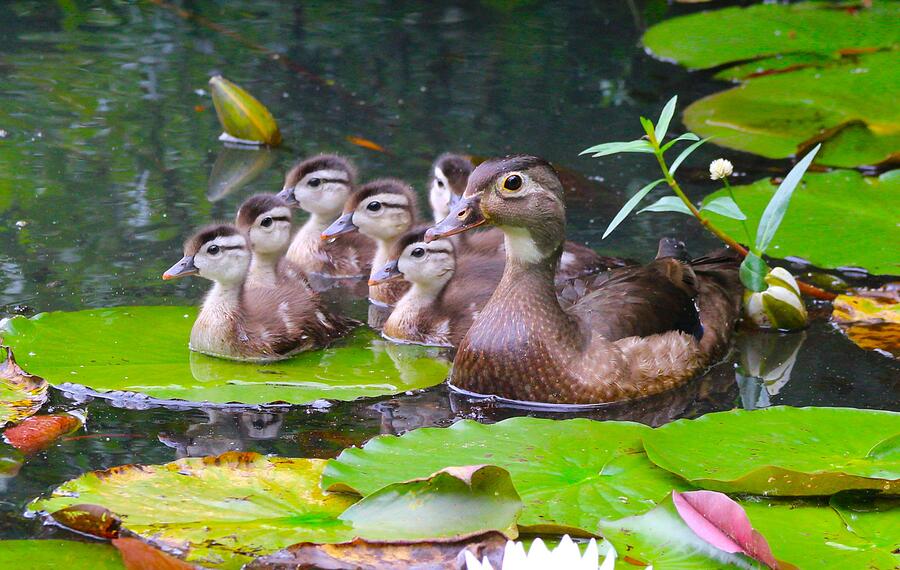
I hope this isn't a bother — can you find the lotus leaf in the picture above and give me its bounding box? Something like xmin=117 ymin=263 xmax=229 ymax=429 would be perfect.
xmin=323 ymin=417 xmax=691 ymax=534
xmin=830 ymin=495 xmax=900 ymax=550
xmin=0 ymin=306 xmax=448 ymax=407
xmin=642 ymin=2 xmax=900 ymax=70
xmin=0 ymin=346 xmax=47 ymax=427
xmin=0 ymin=540 xmax=125 ymax=569
xmin=642 ymin=407 xmax=900 ymax=495
xmin=683 ymin=52 xmax=899 ymax=168
xmin=713 ymin=53 xmax=833 ymax=82
xmin=702 ymin=171 xmax=900 ymax=276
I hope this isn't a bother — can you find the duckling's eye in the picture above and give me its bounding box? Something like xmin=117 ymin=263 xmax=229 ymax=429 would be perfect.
xmin=260 ymin=217 xmax=274 ymax=228
xmin=502 ymin=174 xmax=523 ymax=192
xmin=411 ymin=247 xmax=425 ymax=258
xmin=436 ymin=179 xmax=444 ymax=188
xmin=367 ymin=201 xmax=382 ymax=212
xmin=207 ymin=245 xmax=220 ymax=255
xmin=308 ymin=178 xmax=321 ymax=187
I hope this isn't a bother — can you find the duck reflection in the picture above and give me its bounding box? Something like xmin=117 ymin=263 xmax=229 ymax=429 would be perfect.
xmin=158 ymin=409 xmax=285 ymax=458
xmin=735 ymin=330 xmax=807 ymax=410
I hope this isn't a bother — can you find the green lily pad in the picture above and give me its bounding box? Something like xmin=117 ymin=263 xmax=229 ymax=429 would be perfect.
xmin=323 ymin=417 xmax=691 ymax=534
xmin=713 ymin=53 xmax=833 ymax=82
xmin=683 ymin=52 xmax=899 ymax=168
xmin=642 ymin=407 xmax=900 ymax=496
xmin=0 ymin=540 xmax=125 ymax=569
xmin=643 ymin=2 xmax=900 ymax=70
xmin=702 ymin=170 xmax=900 ymax=276
xmin=30 ymin=453 xmax=521 ymax=569
xmin=0 ymin=306 xmax=448 ymax=407
xmin=830 ymin=494 xmax=900 ymax=550
xmin=0 ymin=346 xmax=47 ymax=427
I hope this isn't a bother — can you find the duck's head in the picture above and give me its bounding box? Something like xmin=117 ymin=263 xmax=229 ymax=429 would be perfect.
xmin=429 ymin=153 xmax=473 ymax=223
xmin=235 ymin=194 xmax=293 ymax=257
xmin=163 ymin=224 xmax=250 ymax=285
xmin=321 ymin=178 xmax=418 ymax=242
xmin=369 ymin=227 xmax=456 ymax=287
xmin=426 ymin=155 xmax=565 ymax=264
xmin=276 ymin=154 xmax=356 ymax=216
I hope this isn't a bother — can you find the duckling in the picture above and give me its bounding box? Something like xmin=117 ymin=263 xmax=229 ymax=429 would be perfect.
xmin=235 ymin=194 xmax=307 ymax=289
xmin=321 ymin=179 xmax=419 ymax=306
xmin=425 ymin=155 xmax=742 ymax=405
xmin=430 ymin=152 xmax=629 ymax=280
xmin=275 ymin=154 xmax=375 ymax=278
xmin=370 ymin=228 xmax=504 ymax=347
xmin=162 ymin=224 xmax=354 ymax=362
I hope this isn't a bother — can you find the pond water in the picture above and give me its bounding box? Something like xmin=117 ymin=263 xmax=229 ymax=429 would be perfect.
xmin=0 ymin=0 xmax=897 ymax=544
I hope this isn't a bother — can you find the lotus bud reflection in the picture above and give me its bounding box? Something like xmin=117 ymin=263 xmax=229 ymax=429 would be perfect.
xmin=736 ymin=330 xmax=806 ymax=410
xmin=743 ymin=267 xmax=808 ymax=330
xmin=464 ymin=535 xmax=622 ymax=570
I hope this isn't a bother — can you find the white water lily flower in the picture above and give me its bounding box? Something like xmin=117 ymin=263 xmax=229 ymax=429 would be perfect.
xmin=709 ymin=158 xmax=733 ymax=180
xmin=744 ymin=267 xmax=808 ymax=330
xmin=463 ymin=535 xmax=624 ymax=570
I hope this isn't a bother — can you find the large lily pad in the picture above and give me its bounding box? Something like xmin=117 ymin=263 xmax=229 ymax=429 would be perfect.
xmin=642 ymin=407 xmax=900 ymax=496
xmin=323 ymin=417 xmax=691 ymax=534
xmin=0 ymin=306 xmax=448 ymax=407
xmin=683 ymin=52 xmax=899 ymax=168
xmin=702 ymin=170 xmax=900 ymax=276
xmin=0 ymin=540 xmax=125 ymax=569
xmin=830 ymin=494 xmax=900 ymax=550
xmin=643 ymin=2 xmax=900 ymax=71
xmin=0 ymin=346 xmax=47 ymax=427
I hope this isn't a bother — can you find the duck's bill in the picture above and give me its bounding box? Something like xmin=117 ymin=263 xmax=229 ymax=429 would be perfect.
xmin=162 ymin=255 xmax=198 ymax=280
xmin=368 ymin=259 xmax=402 ymax=286
xmin=275 ymin=186 xmax=299 ymax=206
xmin=425 ymin=195 xmax=485 ymax=242
xmin=321 ymin=212 xmax=358 ymax=240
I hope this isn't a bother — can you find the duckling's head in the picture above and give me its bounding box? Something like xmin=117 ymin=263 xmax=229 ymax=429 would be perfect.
xmin=236 ymin=194 xmax=293 ymax=257
xmin=370 ymin=227 xmax=456 ymax=287
xmin=276 ymin=154 xmax=356 ymax=217
xmin=429 ymin=153 xmax=473 ymax=223
xmin=322 ymin=178 xmax=418 ymax=242
xmin=426 ymin=155 xmax=565 ymax=263
xmin=163 ymin=224 xmax=250 ymax=285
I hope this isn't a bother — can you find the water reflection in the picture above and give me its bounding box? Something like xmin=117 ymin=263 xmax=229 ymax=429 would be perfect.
xmin=736 ymin=330 xmax=806 ymax=410
xmin=159 ymin=409 xmax=286 ymax=458
xmin=207 ymin=147 xmax=277 ymax=202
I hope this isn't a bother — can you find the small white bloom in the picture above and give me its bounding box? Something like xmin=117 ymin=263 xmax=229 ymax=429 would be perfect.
xmin=464 ymin=535 xmax=612 ymax=570
xmin=709 ymin=158 xmax=734 ymax=180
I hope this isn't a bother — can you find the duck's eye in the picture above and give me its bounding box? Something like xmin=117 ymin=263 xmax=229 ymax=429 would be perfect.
xmin=308 ymin=178 xmax=321 ymax=187
xmin=411 ymin=247 xmax=425 ymax=258
xmin=502 ymin=174 xmax=523 ymax=192
xmin=367 ymin=201 xmax=382 ymax=212
xmin=436 ymin=179 xmax=444 ymax=188
xmin=207 ymin=244 xmax=220 ymax=255
xmin=260 ymin=217 xmax=274 ymax=228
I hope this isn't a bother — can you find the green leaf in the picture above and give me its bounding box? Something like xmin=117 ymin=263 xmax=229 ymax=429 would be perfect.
xmin=740 ymin=251 xmax=768 ymax=292
xmin=641 ymin=406 xmax=900 ymax=496
xmin=0 ymin=540 xmax=125 ymax=570
xmin=703 ymin=170 xmax=900 ymax=276
xmin=602 ymin=178 xmax=665 ymax=239
xmin=654 ymin=95 xmax=678 ymax=142
xmin=640 ymin=116 xmax=656 ymax=139
xmin=830 ymin=494 xmax=900 ymax=550
xmin=701 ymin=196 xmax=746 ymax=220
xmin=323 ymin=417 xmax=692 ymax=534
xmin=669 ymin=137 xmax=712 ymax=174
xmin=208 ymin=76 xmax=282 ymax=146
xmin=660 ymin=132 xmax=699 ymax=153
xmin=642 ymin=2 xmax=900 ymax=70
xmin=0 ymin=307 xmax=448 ymax=407
xmin=755 ymin=144 xmax=820 ymax=252
xmin=638 ymin=196 xmax=692 ymax=216
xmin=579 ymin=139 xmax=654 ymax=157
xmin=0 ymin=346 xmax=47 ymax=428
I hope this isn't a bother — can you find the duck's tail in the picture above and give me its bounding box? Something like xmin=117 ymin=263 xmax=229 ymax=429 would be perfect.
xmin=690 ymin=248 xmax=743 ymax=359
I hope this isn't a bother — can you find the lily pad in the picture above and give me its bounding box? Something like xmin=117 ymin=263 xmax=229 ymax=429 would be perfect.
xmin=0 ymin=346 xmax=47 ymax=427
xmin=323 ymin=417 xmax=691 ymax=534
xmin=0 ymin=306 xmax=448 ymax=407
xmin=702 ymin=170 xmax=900 ymax=276
xmin=642 ymin=407 xmax=900 ymax=496
xmin=0 ymin=540 xmax=125 ymax=569
xmin=683 ymin=52 xmax=899 ymax=168
xmin=830 ymin=494 xmax=900 ymax=550
xmin=31 ymin=453 xmax=522 ymax=569
xmin=643 ymin=2 xmax=900 ymax=70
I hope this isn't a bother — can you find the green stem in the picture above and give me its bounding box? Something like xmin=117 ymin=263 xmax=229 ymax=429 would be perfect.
xmin=723 ymin=178 xmax=753 ymax=245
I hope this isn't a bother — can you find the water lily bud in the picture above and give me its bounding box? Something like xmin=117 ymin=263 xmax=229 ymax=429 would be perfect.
xmin=208 ymin=76 xmax=281 ymax=146
xmin=743 ymin=267 xmax=808 ymax=330
xmin=709 ymin=158 xmax=733 ymax=181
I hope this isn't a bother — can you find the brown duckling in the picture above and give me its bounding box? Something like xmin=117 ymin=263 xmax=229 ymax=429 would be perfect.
xmin=235 ymin=194 xmax=307 ymax=289
xmin=321 ymin=179 xmax=419 ymax=306
xmin=426 ymin=155 xmax=742 ymax=405
xmin=275 ymin=154 xmax=375 ymax=278
xmin=162 ymin=224 xmax=354 ymax=362
xmin=370 ymin=228 xmax=504 ymax=347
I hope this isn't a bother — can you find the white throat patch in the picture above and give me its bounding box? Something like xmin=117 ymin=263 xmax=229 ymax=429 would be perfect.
xmin=503 ymin=227 xmax=544 ymax=264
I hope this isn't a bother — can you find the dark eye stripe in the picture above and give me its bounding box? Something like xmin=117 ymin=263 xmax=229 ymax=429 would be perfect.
xmin=427 ymin=248 xmax=452 ymax=255
xmin=270 ymin=216 xmax=290 ymax=222
xmin=313 ymin=178 xmax=347 ymax=185
xmin=217 ymin=245 xmax=244 ymax=251
xmin=378 ymin=203 xmax=407 ymax=210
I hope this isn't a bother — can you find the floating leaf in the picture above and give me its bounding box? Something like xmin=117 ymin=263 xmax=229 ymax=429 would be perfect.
xmin=713 ymin=53 xmax=833 ymax=82
xmin=603 ymin=179 xmax=665 ymax=238
xmin=830 ymin=494 xmax=900 ymax=550
xmin=0 ymin=307 xmax=448 ymax=407
xmin=324 ymin=417 xmax=691 ymax=534
xmin=112 ymin=538 xmax=193 ymax=570
xmin=0 ymin=540 xmax=125 ymax=569
xmin=4 ymin=412 xmax=83 ymax=454
xmin=208 ymin=76 xmax=281 ymax=146
xmin=701 ymin=196 xmax=745 ymax=220
xmin=638 ymin=196 xmax=692 ymax=216
xmin=346 ymin=135 xmax=388 ymax=153
xmin=642 ymin=407 xmax=900 ymax=496
xmin=0 ymin=345 xmax=47 ymax=427
xmin=703 ymin=170 xmax=900 ymax=276
xmin=833 ymin=287 xmax=900 ymax=357
xmin=51 ymin=504 xmax=122 ymax=539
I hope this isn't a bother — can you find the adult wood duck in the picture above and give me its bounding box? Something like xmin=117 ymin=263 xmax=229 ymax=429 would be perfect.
xmin=276 ymin=154 xmax=375 ymax=278
xmin=370 ymin=227 xmax=504 ymax=347
xmin=425 ymin=155 xmax=743 ymax=404
xmin=235 ymin=194 xmax=308 ymax=290
xmin=321 ymin=179 xmax=419 ymax=306
xmin=162 ymin=224 xmax=354 ymax=362
xmin=430 ymin=152 xmax=629 ymax=281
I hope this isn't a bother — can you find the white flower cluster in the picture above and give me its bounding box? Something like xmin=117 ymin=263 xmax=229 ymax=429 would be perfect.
xmin=709 ymin=158 xmax=733 ymax=180
xmin=464 ymin=535 xmax=624 ymax=570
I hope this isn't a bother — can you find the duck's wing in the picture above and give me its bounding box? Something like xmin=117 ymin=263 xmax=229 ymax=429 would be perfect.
xmin=556 ymin=241 xmax=633 ymax=282
xmin=687 ymin=249 xmax=743 ymax=357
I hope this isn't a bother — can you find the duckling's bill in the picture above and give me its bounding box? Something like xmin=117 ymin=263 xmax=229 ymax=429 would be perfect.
xmin=425 ymin=194 xmax=485 ymax=242
xmin=275 ymin=186 xmax=299 ymax=206
xmin=369 ymin=259 xmax=402 ymax=286
xmin=162 ymin=255 xmax=199 ymax=280
xmin=321 ymin=212 xmax=357 ymax=240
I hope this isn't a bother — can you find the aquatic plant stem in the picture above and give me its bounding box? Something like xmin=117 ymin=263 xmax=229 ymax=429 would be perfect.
xmin=723 ymin=178 xmax=754 ymax=245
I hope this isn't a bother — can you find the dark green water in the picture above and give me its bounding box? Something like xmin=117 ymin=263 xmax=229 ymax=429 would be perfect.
xmin=0 ymin=0 xmax=896 ymax=542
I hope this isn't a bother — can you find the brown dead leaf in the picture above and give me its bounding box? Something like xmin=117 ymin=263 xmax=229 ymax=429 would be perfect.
xmin=346 ymin=135 xmax=388 ymax=153
xmin=112 ymin=537 xmax=194 ymax=570
xmin=51 ymin=504 xmax=121 ymax=539
xmin=833 ymin=286 xmax=900 ymax=357
xmin=0 ymin=345 xmax=48 ymax=427
xmin=4 ymin=412 xmax=83 ymax=454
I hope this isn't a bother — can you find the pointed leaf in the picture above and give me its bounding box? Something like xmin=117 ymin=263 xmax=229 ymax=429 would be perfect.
xmin=208 ymin=76 xmax=282 ymax=146
xmin=655 ymin=95 xmax=678 ymax=142
xmin=638 ymin=196 xmax=693 ymax=216
xmin=661 ymin=132 xmax=700 ymax=153
xmin=580 ymin=140 xmax=654 ymax=157
xmin=756 ymin=144 xmax=820 ymax=252
xmin=670 ymin=137 xmax=712 ymax=174
xmin=603 ymin=179 xmax=665 ymax=238
xmin=701 ymin=196 xmax=746 ymax=220
xmin=740 ymin=251 xmax=768 ymax=292
xmin=640 ymin=116 xmax=656 ymax=139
